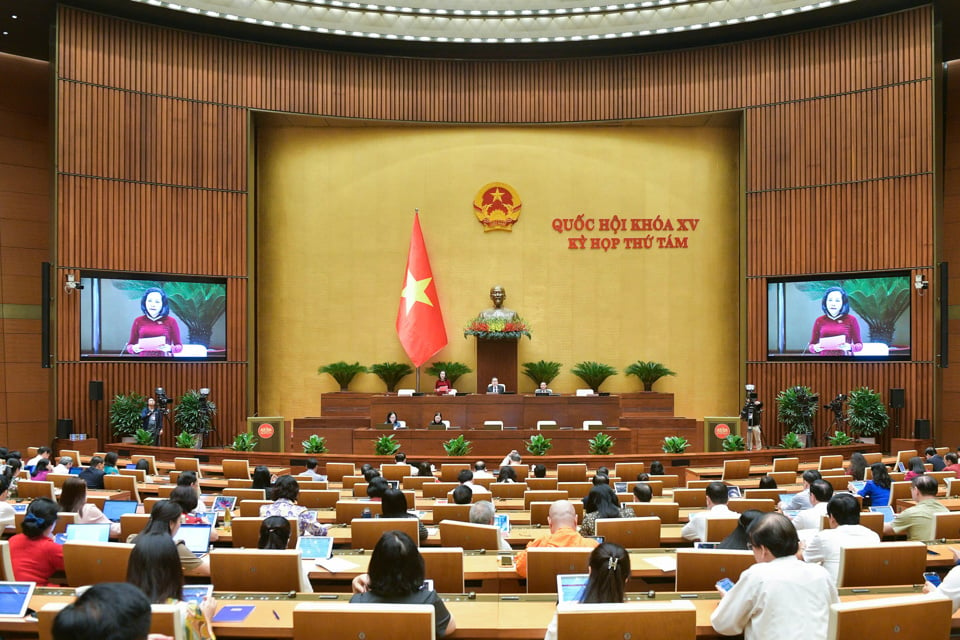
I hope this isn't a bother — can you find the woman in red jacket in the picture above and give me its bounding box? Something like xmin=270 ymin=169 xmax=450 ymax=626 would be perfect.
xmin=9 ymin=498 xmax=64 ymax=585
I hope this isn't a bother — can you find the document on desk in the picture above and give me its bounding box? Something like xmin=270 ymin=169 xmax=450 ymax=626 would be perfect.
xmin=644 ymin=556 xmax=677 ymax=572
xmin=316 ymin=556 xmax=359 ymax=573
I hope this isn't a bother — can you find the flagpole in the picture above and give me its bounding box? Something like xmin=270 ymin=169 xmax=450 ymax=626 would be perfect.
xmin=415 ymin=366 xmax=421 ymax=394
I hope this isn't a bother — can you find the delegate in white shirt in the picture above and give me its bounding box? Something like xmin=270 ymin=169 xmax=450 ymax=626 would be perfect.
xmin=680 ymin=504 xmax=737 ymax=542
xmin=802 ymin=524 xmax=880 ymax=583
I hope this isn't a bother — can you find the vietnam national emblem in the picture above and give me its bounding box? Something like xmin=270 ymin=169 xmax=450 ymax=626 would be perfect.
xmin=473 ymin=182 xmax=522 ymax=232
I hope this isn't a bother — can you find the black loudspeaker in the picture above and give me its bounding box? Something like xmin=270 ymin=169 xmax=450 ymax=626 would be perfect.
xmin=88 ymin=381 xmax=104 ymax=402
xmin=915 ymin=419 xmax=931 ymax=439
xmin=56 ymin=419 xmax=73 ymax=440
xmin=889 ymin=388 xmax=905 ymax=409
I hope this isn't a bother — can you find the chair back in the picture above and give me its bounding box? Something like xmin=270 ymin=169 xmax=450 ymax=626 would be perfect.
xmin=0 ymin=540 xmax=14 ymax=580
xmin=226 ymin=478 xmax=254 ymax=489
xmin=727 ymin=498 xmax=776 ymax=514
xmin=582 ymin=420 xmax=604 ymax=430
xmin=481 ymin=421 xmax=504 ymax=430
xmin=298 ymin=490 xmax=340 ymax=509
xmin=63 ymin=541 xmax=134 ymax=586
xmin=297 ymin=480 xmax=328 ymax=491
xmin=675 ymin=549 xmax=755 ymax=591
xmin=422 ymin=482 xmax=459 ymax=499
xmin=536 ymin=420 xmax=558 ymax=430
xmin=351 ymin=518 xmax=420 ymax=549
xmin=421 ymin=547 xmax=465 ymax=593
xmin=614 ymin=462 xmax=645 ymax=480
xmin=325 ymin=462 xmax=355 ymax=483
xmin=772 ymin=457 xmax=799 ymax=472
xmin=17 ymin=480 xmax=55 ymax=500
xmin=526 ymin=547 xmax=593 ymax=593
xmin=595 ymin=517 xmax=661 ymax=548
xmin=231 ymin=516 xmax=298 ymax=548
xmin=490 ymin=482 xmax=528 ymax=499
xmin=623 ymin=502 xmax=680 ymax=524
xmin=438 ymin=520 xmax=500 ymax=551
xmin=557 ymin=464 xmax=587 ymax=482
xmin=292 ymin=603 xmax=435 ymax=640
xmin=529 ymin=501 xmax=584 ymax=526
xmin=341 ymin=475 xmax=364 ymax=489
xmin=149 ymin=604 xmax=183 ymax=640
xmin=59 ymin=449 xmax=82 ymax=466
xmin=685 ymin=480 xmax=714 ymax=489
xmin=827 ymin=594 xmax=952 ymax=640
xmin=381 ymin=464 xmax=410 ymax=481
xmin=402 ymin=476 xmax=437 ymax=491
xmin=672 ymin=488 xmax=707 ymax=508
xmin=721 ymin=459 xmax=751 ymax=480
xmin=238 ymin=499 xmax=272 ymax=517
xmin=525 ymin=478 xmax=558 ymax=490
xmin=557 ymin=482 xmax=592 ymax=499
xmin=524 ymin=490 xmax=569 ymax=509
xmin=767 ymin=471 xmax=798 ymax=486
xmin=837 ymin=541 xmax=927 ymax=587
xmin=210 ymin=548 xmax=302 ymax=592
xmin=819 ymin=455 xmax=844 ymax=470
xmin=119 ymin=468 xmax=147 ymax=483
xmin=742 ymin=489 xmax=781 ymax=500
xmin=120 ymin=513 xmax=151 ymax=541
xmin=556 ymin=601 xmax=696 ymax=640
xmin=53 ymin=512 xmax=78 ymax=535
xmin=888 ymin=481 xmax=913 ymax=506
xmin=174 ymin=457 xmax=202 ymax=476
xmin=221 ymin=459 xmax=251 ymax=480
xmin=440 ymin=464 xmax=470 ymax=482
xmin=131 ymin=454 xmax=158 ymax=475
xmin=862 ymin=453 xmax=883 ymax=465
xmin=432 ymin=503 xmax=472 ymax=523
xmin=336 ymin=500 xmax=383 ymax=522
xmin=620 ymin=480 xmax=663 ymax=498
xmin=704 ymin=516 xmax=741 ymax=542
xmin=821 ymin=475 xmax=852 ymax=493
xmin=104 ymin=473 xmax=141 ymax=503
xmin=896 ymin=450 xmax=918 ymax=466
xmin=223 ymin=488 xmax=268 ymax=505
xmin=46 ymin=474 xmax=71 ymax=489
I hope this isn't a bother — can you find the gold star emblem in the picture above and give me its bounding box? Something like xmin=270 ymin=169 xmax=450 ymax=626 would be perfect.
xmin=401 ymin=270 xmax=434 ymax=313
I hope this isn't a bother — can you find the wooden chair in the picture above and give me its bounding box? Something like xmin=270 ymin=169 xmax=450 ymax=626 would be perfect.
xmin=862 ymin=453 xmax=883 ymax=465
xmin=675 ymin=549 xmax=755 ymax=591
xmin=431 ymin=503 xmax=472 ymax=524
xmin=896 ymin=450 xmax=918 ymax=467
xmin=685 ymin=480 xmax=714 ymax=489
xmin=672 ymin=488 xmax=707 ymax=508
xmin=767 ymin=471 xmax=798 ymax=485
xmin=819 ymin=512 xmax=883 ymax=538
xmin=772 ymin=457 xmax=799 ymax=472
xmin=614 ymin=462 xmax=645 ymax=480
xmin=17 ymin=480 xmax=55 ymax=500
xmin=927 ymin=471 xmax=954 ymax=486
xmin=481 ymin=421 xmax=504 ymax=430
xmin=536 ymin=420 xmax=558 ymax=430
xmin=58 ymin=448 xmax=82 ymax=465
xmin=325 ymin=462 xmax=355 ymax=483
xmin=526 ymin=477 xmax=559 ymax=490
xmin=827 ymin=593 xmax=952 ymax=639
xmin=524 ymin=490 xmax=569 ymax=509
xmin=238 ymin=500 xmax=273 ymax=517
xmin=512 ymin=466 xmax=530 ymax=482
xmin=0 ymin=540 xmax=14 ymax=580
xmin=819 ymin=468 xmax=847 ymax=478
xmin=888 ymin=481 xmax=913 ymax=507
xmin=820 ymin=475 xmax=851 ymax=493
xmin=144 ymin=496 xmax=163 ymax=512
xmin=438 ymin=520 xmax=501 ymax=551
xmin=222 ymin=459 xmax=251 ymax=480
xmin=53 ymin=512 xmax=78 ymax=535
xmin=422 ymin=482 xmax=459 ymax=500
xmin=46 ymin=473 xmax=70 ymax=489
xmin=167 ymin=471 xmax=181 ymax=485
xmin=530 ymin=501 xmax=584 ymax=526
xmin=526 ymin=547 xmax=593 ymax=593
xmin=131 ymin=454 xmax=158 ymax=475
xmin=174 ymin=457 xmax=202 ymax=477
xmin=727 ymin=498 xmax=776 ymax=514
xmin=704 ymin=516 xmax=741 ymax=542
xmin=298 ymin=489 xmax=340 ymax=509
xmin=402 ymin=476 xmax=438 ymax=491
xmin=421 ymin=547 xmax=465 ymax=593
xmin=742 ymin=489 xmax=782 ymax=500
xmin=297 ymin=480 xmax=328 ymax=491
xmin=120 ymin=513 xmax=150 ymax=541
xmin=721 ymin=459 xmax=751 ymax=481
xmin=557 ymin=464 xmax=587 ymax=482
xmin=595 ymin=517 xmax=661 ymax=548
xmin=934 ymin=511 xmax=960 ymax=539
xmin=104 ymin=473 xmax=141 ymax=503
xmin=623 ymin=502 xmax=680 ymax=524
xmin=292 ymin=603 xmax=434 ymax=640
xmin=440 ymin=464 xmax=470 ymax=482
xmin=222 ymin=487 xmax=267 ymax=505
xmin=556 ymin=601 xmax=697 ymax=640
xmin=351 ymin=518 xmax=420 ymax=549
xmin=947 ymin=477 xmax=960 ymax=498
xmin=231 ymin=516 xmax=298 ymax=548
xmin=226 ymin=478 xmax=254 ymax=488
xmin=63 ymin=541 xmax=134 ymax=586
xmin=119 ymin=468 xmax=147 ymax=483
xmin=39 ymin=602 xmax=183 ymax=640
xmin=620 ymin=480 xmax=663 ymax=498
xmin=837 ymin=541 xmax=927 ymax=587
xmin=819 ymin=455 xmax=844 ymax=471
xmin=490 ymin=482 xmax=528 ymax=499
xmin=335 ymin=501 xmax=382 ymax=522
xmin=210 ymin=549 xmax=302 ymax=592
xmin=380 ymin=464 xmax=410 ymax=481
xmin=557 ymin=482 xmax=592 ymax=499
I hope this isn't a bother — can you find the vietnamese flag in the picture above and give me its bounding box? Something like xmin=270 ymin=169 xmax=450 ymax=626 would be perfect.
xmin=396 ymin=211 xmax=447 ymax=367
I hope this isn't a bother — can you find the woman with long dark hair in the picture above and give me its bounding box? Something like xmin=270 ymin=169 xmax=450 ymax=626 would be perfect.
xmin=579 ymin=485 xmax=634 ymax=537
xmin=258 ymin=516 xmax=314 ymax=592
xmin=718 ymin=510 xmax=764 ymax=550
xmin=8 ymin=497 xmax=63 ymax=585
xmin=350 ymin=530 xmax=456 ymax=637
xmin=381 ymin=488 xmax=428 ymax=542
xmin=59 ymin=476 xmax=120 ymax=537
xmin=847 ymin=452 xmax=867 ymax=482
xmin=130 ymin=500 xmax=210 ymax=576
xmin=126 ymin=533 xmax=216 ymax=640
xmin=905 ymin=456 xmax=926 ymax=482
xmin=853 ymin=462 xmax=892 ymax=507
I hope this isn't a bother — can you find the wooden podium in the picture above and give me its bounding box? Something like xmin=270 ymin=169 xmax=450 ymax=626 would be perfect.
xmin=475 ymin=338 xmax=518 ymax=393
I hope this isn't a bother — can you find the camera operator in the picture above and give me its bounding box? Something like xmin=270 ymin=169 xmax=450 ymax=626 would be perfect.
xmin=824 ymin=394 xmax=847 ymax=431
xmin=741 ymin=385 xmax=763 ymax=451
xmin=141 ymin=388 xmax=170 ymax=446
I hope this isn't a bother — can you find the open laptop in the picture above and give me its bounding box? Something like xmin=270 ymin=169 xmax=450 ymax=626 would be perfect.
xmin=181 ymin=585 xmax=213 ymax=605
xmin=614 ymin=482 xmax=628 ymax=493
xmin=726 ymin=486 xmax=742 ymax=499
xmin=494 ymin=513 xmax=511 ymax=534
xmin=297 ymin=535 xmax=334 ymax=560
xmin=556 ymin=574 xmax=589 ymax=603
xmin=779 ymin=493 xmax=797 ymax=506
xmin=195 ymin=511 xmax=218 ymax=526
xmin=68 ymin=467 xmax=84 ymax=476
xmin=212 ymin=495 xmax=237 ymax=512
xmin=101 ymin=500 xmax=139 ymax=523
xmin=0 ymin=582 xmax=35 ymax=618
xmin=63 ymin=523 xmax=111 ymax=543
xmin=869 ymin=505 xmax=896 ymax=523
xmin=849 ymin=481 xmax=866 ymax=493
xmin=174 ymin=524 xmax=212 ymax=557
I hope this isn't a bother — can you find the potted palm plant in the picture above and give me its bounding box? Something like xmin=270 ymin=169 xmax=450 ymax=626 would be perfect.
xmin=521 ymin=360 xmax=562 ymax=386
xmin=318 ymin=361 xmax=368 ymax=391
xmin=846 ymin=387 xmax=889 ymax=443
xmin=425 ymin=362 xmax=472 ymax=388
xmin=570 ymin=362 xmax=618 ymax=392
xmin=624 ymin=361 xmax=676 ymax=391
xmin=370 ymin=362 xmax=414 ymax=392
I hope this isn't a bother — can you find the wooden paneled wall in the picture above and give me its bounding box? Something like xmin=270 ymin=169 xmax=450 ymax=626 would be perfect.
xmin=942 ymin=60 xmax=960 ymax=447
xmin=55 ymin=6 xmax=937 ymax=449
xmin=0 ymin=53 xmax=51 ymax=451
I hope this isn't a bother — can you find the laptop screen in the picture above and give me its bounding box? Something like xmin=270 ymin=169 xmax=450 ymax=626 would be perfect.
xmin=494 ymin=513 xmax=510 ymax=534
xmin=212 ymin=495 xmax=236 ymax=512
xmin=556 ymin=574 xmax=589 ymax=603
xmin=0 ymin=582 xmax=35 ymax=617
xmin=726 ymin=486 xmax=742 ymax=499
xmin=869 ymin=506 xmax=896 ymax=523
xmin=101 ymin=500 xmax=139 ymax=522
xmin=297 ymin=536 xmax=333 ymax=560
xmin=614 ymin=482 xmax=627 ymax=493
xmin=174 ymin=524 xmax=211 ymax=555
xmin=779 ymin=493 xmax=796 ymax=505
xmin=68 ymin=467 xmax=84 ymax=476
xmin=66 ymin=523 xmax=111 ymax=543
xmin=181 ymin=585 xmax=213 ymax=605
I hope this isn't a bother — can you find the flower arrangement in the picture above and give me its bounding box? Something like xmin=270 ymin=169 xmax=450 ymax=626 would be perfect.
xmin=463 ymin=316 xmax=532 ymax=340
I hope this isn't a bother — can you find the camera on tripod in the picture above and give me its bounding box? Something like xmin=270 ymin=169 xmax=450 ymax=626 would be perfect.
xmin=154 ymin=387 xmax=172 ymax=413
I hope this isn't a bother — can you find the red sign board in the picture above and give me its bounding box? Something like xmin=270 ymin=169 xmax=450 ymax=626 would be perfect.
xmin=257 ymin=423 xmax=275 ymax=439
xmin=713 ymin=423 xmax=731 ymax=439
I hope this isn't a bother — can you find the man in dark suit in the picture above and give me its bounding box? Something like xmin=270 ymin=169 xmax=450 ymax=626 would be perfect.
xmin=486 ymin=377 xmax=505 ymax=394
xmin=78 ymin=455 xmax=106 ymax=490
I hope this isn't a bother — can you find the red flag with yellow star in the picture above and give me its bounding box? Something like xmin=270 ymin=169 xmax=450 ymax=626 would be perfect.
xmin=396 ymin=212 xmax=447 ymax=367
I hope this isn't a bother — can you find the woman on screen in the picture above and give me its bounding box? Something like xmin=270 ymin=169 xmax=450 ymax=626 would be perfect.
xmin=807 ymin=287 xmax=863 ymax=356
xmin=127 ymin=287 xmax=183 ymax=357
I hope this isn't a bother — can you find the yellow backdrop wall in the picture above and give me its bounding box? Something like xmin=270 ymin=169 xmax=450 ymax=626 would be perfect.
xmin=256 ymin=117 xmax=741 ymax=422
